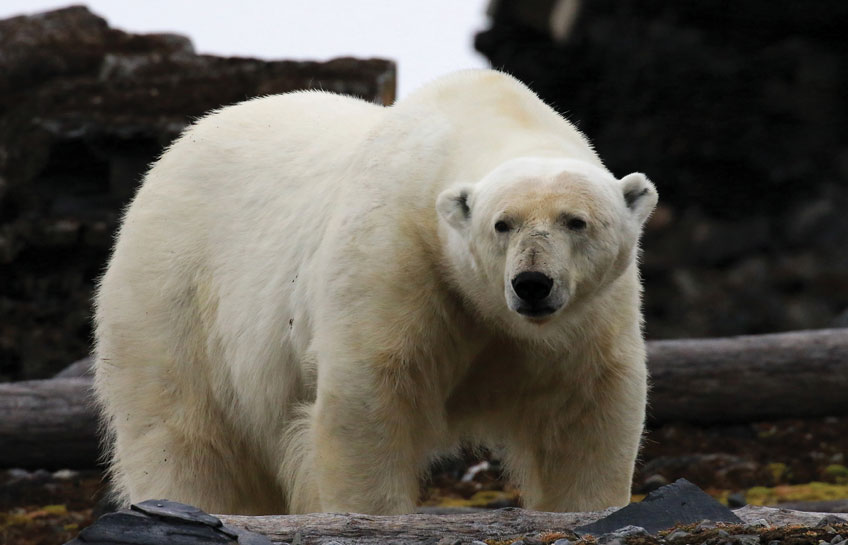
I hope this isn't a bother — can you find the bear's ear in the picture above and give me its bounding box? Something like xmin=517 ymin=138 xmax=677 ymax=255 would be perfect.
xmin=621 ymin=173 xmax=658 ymax=225
xmin=436 ymin=184 xmax=474 ymax=231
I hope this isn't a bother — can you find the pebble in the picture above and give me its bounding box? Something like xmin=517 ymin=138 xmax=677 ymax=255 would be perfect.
xmin=597 ymin=526 xmax=648 ymax=545
xmin=732 ymin=535 xmax=759 ymax=545
xmin=833 ymin=536 xmax=846 ymax=545
xmin=471 ymin=541 xmax=489 ymax=545
xmin=696 ymin=520 xmax=717 ymax=531
xmin=642 ymin=473 xmax=669 ymax=492
xmin=726 ymin=492 xmax=746 ymax=508
xmin=6 ymin=468 xmax=31 ymax=480
xmin=748 ymin=518 xmax=770 ymax=528
xmin=52 ymin=469 xmax=78 ymax=480
xmin=665 ymin=529 xmax=690 ymax=540
xmin=552 ymin=539 xmax=572 ymax=545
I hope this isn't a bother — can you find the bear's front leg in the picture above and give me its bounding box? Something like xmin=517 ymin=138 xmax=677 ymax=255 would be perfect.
xmin=506 ymin=360 xmax=647 ymax=512
xmin=311 ymin=362 xmax=435 ymax=514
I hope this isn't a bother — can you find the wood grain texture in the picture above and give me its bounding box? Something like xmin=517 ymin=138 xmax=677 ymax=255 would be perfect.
xmin=215 ymin=506 xmax=847 ymax=545
xmin=218 ymin=508 xmax=615 ymax=545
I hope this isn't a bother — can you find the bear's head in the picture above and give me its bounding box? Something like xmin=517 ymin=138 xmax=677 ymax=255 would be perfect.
xmin=436 ymin=157 xmax=657 ymax=334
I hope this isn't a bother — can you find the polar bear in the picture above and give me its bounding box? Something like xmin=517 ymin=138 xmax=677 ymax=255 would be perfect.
xmin=93 ymin=70 xmax=657 ymax=516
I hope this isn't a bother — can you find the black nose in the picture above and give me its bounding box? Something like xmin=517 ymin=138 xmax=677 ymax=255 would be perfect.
xmin=512 ymin=271 xmax=553 ymax=303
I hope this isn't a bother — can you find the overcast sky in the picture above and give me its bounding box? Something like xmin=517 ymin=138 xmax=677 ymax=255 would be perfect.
xmin=1 ymin=1 xmax=491 ymax=97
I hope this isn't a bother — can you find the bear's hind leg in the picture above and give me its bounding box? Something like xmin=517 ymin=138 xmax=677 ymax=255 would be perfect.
xmin=98 ymin=354 xmax=286 ymax=515
xmin=108 ymin=408 xmax=285 ymax=515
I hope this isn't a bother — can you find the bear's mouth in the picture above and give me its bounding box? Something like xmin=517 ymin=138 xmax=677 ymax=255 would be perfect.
xmin=516 ymin=305 xmax=558 ymax=319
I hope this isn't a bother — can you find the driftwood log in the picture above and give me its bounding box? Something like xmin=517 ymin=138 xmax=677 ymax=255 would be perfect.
xmin=68 ymin=501 xmax=848 ymax=545
xmin=647 ymin=328 xmax=848 ymax=424
xmin=0 ymin=377 xmax=98 ymax=468
xmin=220 ymin=509 xmax=612 ymax=545
xmin=1 ymin=329 xmax=847 ymax=468
xmin=216 ymin=505 xmax=844 ymax=545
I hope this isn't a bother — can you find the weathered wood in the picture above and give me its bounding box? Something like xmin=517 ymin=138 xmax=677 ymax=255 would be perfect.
xmin=647 ymin=328 xmax=848 ymax=424
xmin=2 ymin=329 xmax=847 ymax=468
xmin=0 ymin=377 xmax=99 ymax=469
xmin=218 ymin=508 xmax=614 ymax=545
xmin=215 ymin=506 xmax=847 ymax=545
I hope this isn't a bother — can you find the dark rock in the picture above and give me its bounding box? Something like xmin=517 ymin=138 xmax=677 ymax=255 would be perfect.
xmin=0 ymin=6 xmax=395 ymax=381
xmin=727 ymin=492 xmax=747 ymax=508
xmin=66 ymin=500 xmax=272 ymax=544
xmin=818 ymin=515 xmax=848 ymax=527
xmin=476 ymin=1 xmax=848 ymax=340
xmin=575 ymin=478 xmax=742 ymax=535
xmin=131 ymin=499 xmax=223 ymax=528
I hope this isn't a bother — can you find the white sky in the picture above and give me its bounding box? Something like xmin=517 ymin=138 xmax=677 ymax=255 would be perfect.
xmin=0 ymin=1 xmax=491 ymax=97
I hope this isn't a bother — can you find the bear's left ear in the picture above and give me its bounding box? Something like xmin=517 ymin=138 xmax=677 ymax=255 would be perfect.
xmin=436 ymin=184 xmax=475 ymax=231
xmin=621 ymin=173 xmax=658 ymax=225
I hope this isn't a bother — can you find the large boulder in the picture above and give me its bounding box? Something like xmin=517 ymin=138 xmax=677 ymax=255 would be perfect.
xmin=0 ymin=6 xmax=396 ymax=380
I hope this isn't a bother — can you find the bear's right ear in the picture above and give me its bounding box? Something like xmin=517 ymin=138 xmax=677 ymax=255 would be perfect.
xmin=436 ymin=184 xmax=474 ymax=231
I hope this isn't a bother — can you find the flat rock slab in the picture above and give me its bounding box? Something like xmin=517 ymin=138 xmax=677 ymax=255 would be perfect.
xmin=67 ymin=499 xmax=272 ymax=545
xmin=576 ymin=478 xmax=741 ymax=535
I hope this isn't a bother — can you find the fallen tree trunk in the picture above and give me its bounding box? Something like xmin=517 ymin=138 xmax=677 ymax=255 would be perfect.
xmin=2 ymin=329 xmax=847 ymax=468
xmin=70 ymin=501 xmax=848 ymax=545
xmin=218 ymin=508 xmax=610 ymax=545
xmin=216 ymin=505 xmax=843 ymax=545
xmin=647 ymin=328 xmax=848 ymax=424
xmin=0 ymin=377 xmax=99 ymax=468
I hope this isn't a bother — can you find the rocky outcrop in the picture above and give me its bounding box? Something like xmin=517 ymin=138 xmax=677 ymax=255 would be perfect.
xmin=0 ymin=6 xmax=396 ymax=380
xmin=475 ymin=1 xmax=848 ymax=339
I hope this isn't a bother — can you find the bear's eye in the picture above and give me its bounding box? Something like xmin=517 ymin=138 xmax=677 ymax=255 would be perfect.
xmin=494 ymin=220 xmax=511 ymax=233
xmin=566 ymin=218 xmax=587 ymax=231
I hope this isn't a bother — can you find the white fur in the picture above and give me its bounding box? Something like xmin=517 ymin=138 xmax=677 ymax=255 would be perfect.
xmin=93 ymin=69 xmax=656 ymax=515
